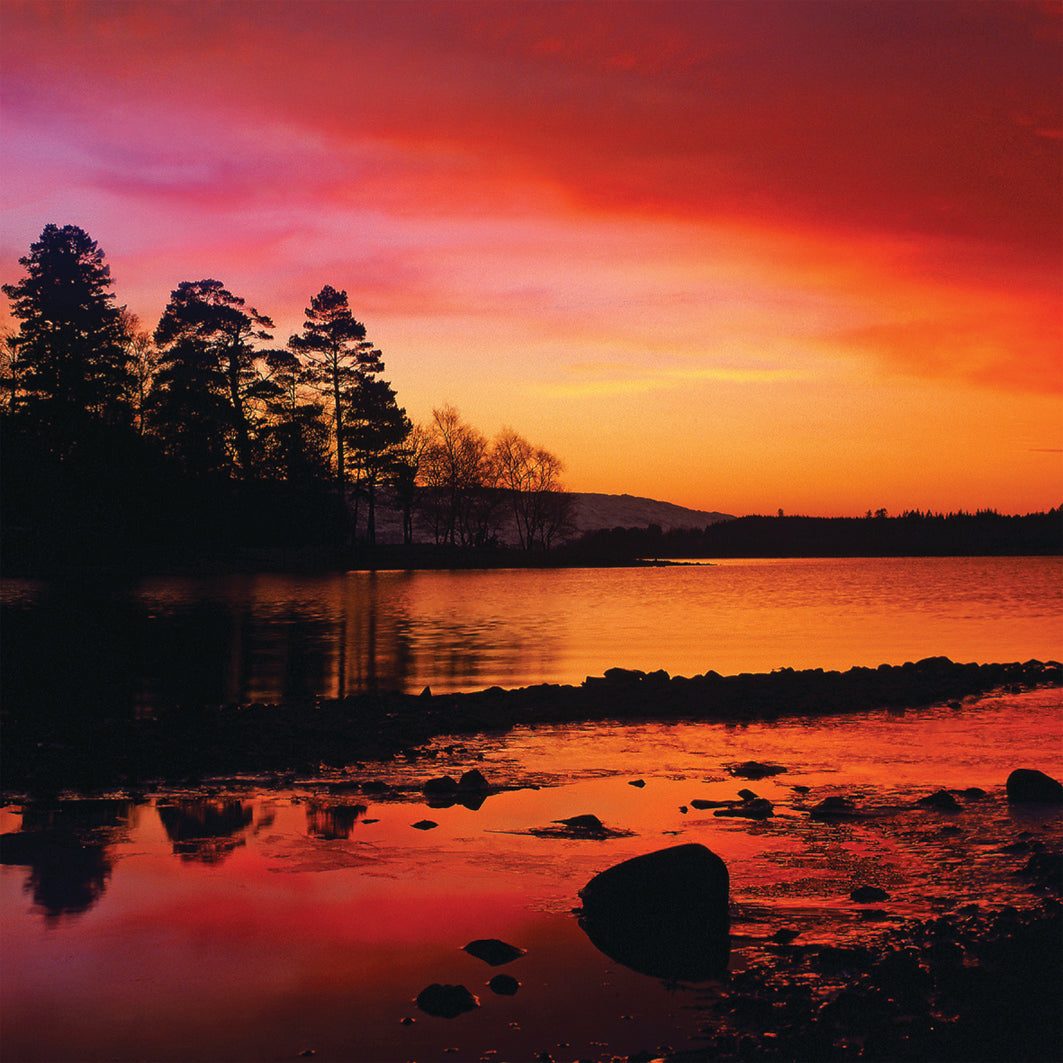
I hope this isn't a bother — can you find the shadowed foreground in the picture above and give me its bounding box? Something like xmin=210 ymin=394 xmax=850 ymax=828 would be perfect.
xmin=4 ymin=656 xmax=1059 ymax=796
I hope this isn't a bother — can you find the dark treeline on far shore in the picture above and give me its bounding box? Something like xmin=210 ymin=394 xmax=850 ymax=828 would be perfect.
xmin=571 ymin=509 xmax=1062 ymax=561
xmin=3 ymin=224 xmax=1058 ymax=576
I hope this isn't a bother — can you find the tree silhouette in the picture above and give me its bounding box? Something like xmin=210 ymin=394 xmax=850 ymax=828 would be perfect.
xmin=1 ymin=224 xmax=132 ymax=438
xmin=345 ymin=375 xmax=411 ymax=545
xmin=288 ymin=286 xmax=382 ymax=505
xmin=151 ymin=280 xmax=277 ymax=477
xmin=494 ymin=428 xmax=569 ymax=549
xmin=419 ymin=406 xmax=500 ymax=546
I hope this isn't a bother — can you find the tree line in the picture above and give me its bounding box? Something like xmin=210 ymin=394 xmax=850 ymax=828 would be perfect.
xmin=572 ymin=510 xmax=1062 ymax=559
xmin=1 ymin=224 xmax=570 ymax=567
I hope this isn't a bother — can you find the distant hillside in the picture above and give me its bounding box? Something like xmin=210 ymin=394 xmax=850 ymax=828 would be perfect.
xmin=570 ymin=493 xmax=734 ymax=534
xmin=367 ymin=491 xmax=733 ymax=545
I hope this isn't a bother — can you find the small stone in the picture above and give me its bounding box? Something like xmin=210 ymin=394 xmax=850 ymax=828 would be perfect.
xmin=463 ymin=938 xmax=525 ymax=965
xmin=851 ymin=885 xmax=890 ymax=903
xmin=412 ymin=819 xmax=438 ymax=830
xmin=488 ymin=974 xmax=520 ymax=995
xmin=423 ymin=776 xmax=458 ymax=795
xmin=415 ymin=983 xmax=479 ymax=1018
xmin=917 ymin=789 xmax=962 ymax=811
xmin=629 ymin=779 xmax=646 ymax=788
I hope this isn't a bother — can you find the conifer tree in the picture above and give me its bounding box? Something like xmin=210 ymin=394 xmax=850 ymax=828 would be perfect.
xmin=2 ymin=224 xmax=132 ymax=434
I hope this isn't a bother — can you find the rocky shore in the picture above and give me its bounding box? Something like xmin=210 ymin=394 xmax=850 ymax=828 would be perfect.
xmin=4 ymin=656 xmax=1060 ymax=796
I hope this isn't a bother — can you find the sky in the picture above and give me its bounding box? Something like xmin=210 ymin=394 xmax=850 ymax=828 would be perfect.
xmin=1 ymin=0 xmax=1060 ymax=517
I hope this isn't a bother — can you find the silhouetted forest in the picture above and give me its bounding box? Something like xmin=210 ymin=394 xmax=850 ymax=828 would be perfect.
xmin=569 ymin=510 xmax=1062 ymax=559
xmin=3 ymin=225 xmax=1058 ymax=573
xmin=1 ymin=224 xmax=569 ymax=572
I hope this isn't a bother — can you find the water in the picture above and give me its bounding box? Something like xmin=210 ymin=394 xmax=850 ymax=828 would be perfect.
xmin=2 ymin=557 xmax=1061 ymax=1061
xmin=2 ymin=689 xmax=1061 ymax=1062
xmin=2 ymin=557 xmax=1060 ymax=710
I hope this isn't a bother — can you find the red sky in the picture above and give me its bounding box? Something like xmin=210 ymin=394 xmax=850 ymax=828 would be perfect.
xmin=2 ymin=0 xmax=1060 ymax=515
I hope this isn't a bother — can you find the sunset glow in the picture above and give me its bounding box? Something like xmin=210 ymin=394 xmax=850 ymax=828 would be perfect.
xmin=2 ymin=0 xmax=1060 ymax=515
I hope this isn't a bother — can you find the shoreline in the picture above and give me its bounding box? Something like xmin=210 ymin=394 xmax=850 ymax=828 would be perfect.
xmin=4 ymin=656 xmax=1060 ymax=798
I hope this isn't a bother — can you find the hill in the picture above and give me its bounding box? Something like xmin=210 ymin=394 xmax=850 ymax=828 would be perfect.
xmin=367 ymin=491 xmax=733 ymax=545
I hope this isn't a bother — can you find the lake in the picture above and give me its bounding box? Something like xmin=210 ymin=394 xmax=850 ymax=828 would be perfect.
xmin=2 ymin=556 xmax=1061 ymax=1062
xmin=2 ymin=556 xmax=1060 ymax=711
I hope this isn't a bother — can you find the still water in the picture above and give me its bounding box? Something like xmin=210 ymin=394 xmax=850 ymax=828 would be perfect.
xmin=2 ymin=557 xmax=1061 ymax=1062
xmin=2 ymin=557 xmax=1060 ymax=710
xmin=2 ymin=689 xmax=1061 ymax=1062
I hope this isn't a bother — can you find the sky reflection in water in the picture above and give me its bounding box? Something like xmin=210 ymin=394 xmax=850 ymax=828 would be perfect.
xmin=2 ymin=688 xmax=1061 ymax=1062
xmin=2 ymin=557 xmax=1060 ymax=712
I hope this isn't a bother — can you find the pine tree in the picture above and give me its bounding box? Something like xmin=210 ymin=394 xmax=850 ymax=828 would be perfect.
xmin=2 ymin=224 xmax=132 ymax=435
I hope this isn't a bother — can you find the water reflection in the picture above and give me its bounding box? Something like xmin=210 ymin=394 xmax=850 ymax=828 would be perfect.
xmin=0 ymin=800 xmax=135 ymax=923
xmin=3 ymin=559 xmax=1059 ymax=722
xmin=305 ymin=800 xmax=369 ymax=839
xmin=156 ymin=799 xmax=254 ymax=863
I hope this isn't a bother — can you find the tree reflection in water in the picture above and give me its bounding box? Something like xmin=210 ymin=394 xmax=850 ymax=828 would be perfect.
xmin=0 ymin=800 xmax=136 ymax=923
xmin=156 ymin=799 xmax=254 ymax=863
xmin=305 ymin=800 xmax=369 ymax=839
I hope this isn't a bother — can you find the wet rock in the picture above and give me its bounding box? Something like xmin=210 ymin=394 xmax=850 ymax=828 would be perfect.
xmin=1006 ymin=768 xmax=1063 ymax=804
xmin=458 ymin=769 xmax=489 ymax=792
xmin=809 ymin=795 xmax=860 ymax=819
xmin=690 ymin=799 xmax=731 ymax=809
xmin=917 ymin=789 xmax=963 ymax=811
xmin=728 ymin=761 xmax=787 ymax=779
xmin=850 ymin=885 xmax=890 ymax=903
xmin=1018 ymin=848 xmax=1063 ymax=892
xmin=423 ymin=776 xmax=459 ymax=795
xmin=578 ymin=842 xmax=729 ymax=980
xmin=737 ymin=788 xmax=759 ymax=801
xmin=963 ymin=787 xmax=988 ymax=800
xmin=415 ymin=983 xmax=479 ymax=1018
xmin=411 ymin=820 xmax=438 ymax=831
xmin=628 ymin=779 xmax=646 ymax=788
xmin=557 ymin=814 xmax=609 ymax=837
xmin=462 ymin=938 xmax=525 ymax=965
xmin=714 ymin=797 xmax=774 ymax=819
xmin=487 ymin=974 xmax=520 ymax=995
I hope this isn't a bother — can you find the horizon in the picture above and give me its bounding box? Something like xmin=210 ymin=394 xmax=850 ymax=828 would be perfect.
xmin=2 ymin=1 xmax=1060 ymax=518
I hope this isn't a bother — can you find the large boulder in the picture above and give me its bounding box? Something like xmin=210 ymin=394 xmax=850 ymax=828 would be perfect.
xmin=1006 ymin=769 xmax=1063 ymax=804
xmin=578 ymin=843 xmax=729 ymax=980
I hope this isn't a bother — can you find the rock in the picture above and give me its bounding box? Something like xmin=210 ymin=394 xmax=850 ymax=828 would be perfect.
xmin=415 ymin=983 xmax=479 ymax=1018
xmin=578 ymin=842 xmax=730 ymax=980
xmin=728 ymin=761 xmax=787 ymax=779
xmin=963 ymin=787 xmax=988 ymax=800
xmin=714 ymin=798 xmax=773 ymax=819
xmin=810 ymin=795 xmax=859 ymax=819
xmin=557 ymin=814 xmax=609 ymax=837
xmin=1006 ymin=769 xmax=1063 ymax=804
xmin=851 ymin=885 xmax=890 ymax=903
xmin=487 ymin=974 xmax=520 ymax=995
xmin=917 ymin=789 xmax=962 ymax=811
xmin=458 ymin=769 xmax=489 ymax=792
xmin=423 ymin=776 xmax=458 ymax=795
xmin=737 ymin=788 xmax=759 ymax=801
xmin=691 ymin=799 xmax=731 ymax=809
xmin=462 ymin=938 xmax=525 ymax=965
xmin=629 ymin=779 xmax=646 ymax=788
xmin=411 ymin=820 xmax=438 ymax=830
xmin=772 ymin=928 xmax=800 ymax=944
xmin=420 ymin=686 xmax=432 ymax=697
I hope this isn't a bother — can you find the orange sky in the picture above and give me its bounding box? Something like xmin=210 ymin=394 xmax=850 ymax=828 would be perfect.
xmin=2 ymin=0 xmax=1060 ymax=516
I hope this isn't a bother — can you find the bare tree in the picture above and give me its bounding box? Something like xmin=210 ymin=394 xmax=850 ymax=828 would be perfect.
xmin=494 ymin=427 xmax=572 ymax=549
xmin=418 ymin=406 xmax=501 ymax=546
